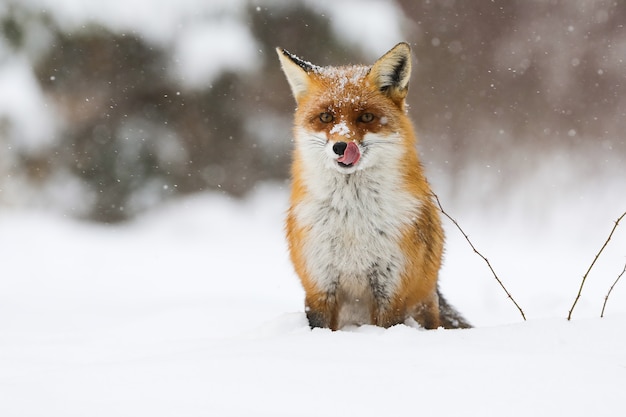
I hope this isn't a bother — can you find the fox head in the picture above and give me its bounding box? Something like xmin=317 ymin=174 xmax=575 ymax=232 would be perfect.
xmin=277 ymin=43 xmax=415 ymax=175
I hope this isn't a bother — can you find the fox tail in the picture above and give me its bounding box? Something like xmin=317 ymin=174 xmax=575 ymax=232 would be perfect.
xmin=438 ymin=289 xmax=472 ymax=329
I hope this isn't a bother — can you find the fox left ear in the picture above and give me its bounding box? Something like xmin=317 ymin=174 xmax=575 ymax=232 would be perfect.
xmin=368 ymin=42 xmax=412 ymax=105
xmin=276 ymin=47 xmax=320 ymax=103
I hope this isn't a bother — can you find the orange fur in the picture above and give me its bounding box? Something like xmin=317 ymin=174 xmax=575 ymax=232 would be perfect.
xmin=278 ymin=43 xmax=469 ymax=330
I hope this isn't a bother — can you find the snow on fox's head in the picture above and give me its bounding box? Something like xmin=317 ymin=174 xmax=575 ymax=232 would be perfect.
xmin=277 ymin=43 xmax=414 ymax=174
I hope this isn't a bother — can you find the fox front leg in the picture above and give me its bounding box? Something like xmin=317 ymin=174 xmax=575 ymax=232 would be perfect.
xmin=305 ymin=292 xmax=339 ymax=330
xmin=368 ymin=266 xmax=405 ymax=328
xmin=371 ymin=300 xmax=407 ymax=328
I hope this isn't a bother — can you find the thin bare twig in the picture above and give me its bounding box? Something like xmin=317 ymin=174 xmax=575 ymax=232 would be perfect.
xmin=433 ymin=194 xmax=526 ymax=321
xmin=568 ymin=211 xmax=626 ymax=321
xmin=600 ymin=261 xmax=626 ymax=318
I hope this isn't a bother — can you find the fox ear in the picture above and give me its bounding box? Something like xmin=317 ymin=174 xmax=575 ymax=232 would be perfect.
xmin=368 ymin=42 xmax=412 ymax=105
xmin=276 ymin=47 xmax=319 ymax=103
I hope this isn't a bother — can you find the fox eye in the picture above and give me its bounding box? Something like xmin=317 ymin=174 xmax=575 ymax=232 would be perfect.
xmin=319 ymin=112 xmax=334 ymax=123
xmin=359 ymin=113 xmax=375 ymax=123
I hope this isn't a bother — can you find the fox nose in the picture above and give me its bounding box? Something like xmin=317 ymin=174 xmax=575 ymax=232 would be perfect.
xmin=332 ymin=141 xmax=347 ymax=155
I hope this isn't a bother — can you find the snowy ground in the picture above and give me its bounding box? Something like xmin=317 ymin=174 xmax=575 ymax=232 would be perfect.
xmin=1 ymin=180 xmax=625 ymax=416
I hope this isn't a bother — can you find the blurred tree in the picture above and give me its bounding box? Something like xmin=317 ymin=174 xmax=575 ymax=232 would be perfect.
xmin=398 ymin=0 xmax=626 ymax=164
xmin=1 ymin=0 xmax=624 ymax=221
xmin=36 ymin=28 xmax=283 ymax=221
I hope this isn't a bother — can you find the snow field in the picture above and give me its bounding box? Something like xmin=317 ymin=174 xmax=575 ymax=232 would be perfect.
xmin=1 ymin=183 xmax=625 ymax=416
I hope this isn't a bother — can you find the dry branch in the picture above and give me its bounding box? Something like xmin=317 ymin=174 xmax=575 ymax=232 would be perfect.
xmin=433 ymin=194 xmax=526 ymax=321
xmin=601 ymin=261 xmax=626 ymax=318
xmin=567 ymin=211 xmax=626 ymax=321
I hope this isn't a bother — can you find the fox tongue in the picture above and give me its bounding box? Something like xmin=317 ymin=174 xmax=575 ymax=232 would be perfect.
xmin=337 ymin=142 xmax=361 ymax=166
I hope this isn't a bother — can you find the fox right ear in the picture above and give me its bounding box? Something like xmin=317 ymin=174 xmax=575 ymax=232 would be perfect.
xmin=276 ymin=47 xmax=318 ymax=102
xmin=369 ymin=42 xmax=412 ymax=106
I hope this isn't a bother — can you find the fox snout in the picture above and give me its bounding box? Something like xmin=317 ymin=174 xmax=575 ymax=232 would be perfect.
xmin=332 ymin=141 xmax=361 ymax=168
xmin=332 ymin=141 xmax=347 ymax=155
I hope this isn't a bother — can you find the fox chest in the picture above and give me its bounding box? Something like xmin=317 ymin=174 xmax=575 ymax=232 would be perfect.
xmin=293 ymin=176 xmax=420 ymax=302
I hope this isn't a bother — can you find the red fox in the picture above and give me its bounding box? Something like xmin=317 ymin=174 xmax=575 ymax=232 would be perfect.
xmin=277 ymin=43 xmax=470 ymax=330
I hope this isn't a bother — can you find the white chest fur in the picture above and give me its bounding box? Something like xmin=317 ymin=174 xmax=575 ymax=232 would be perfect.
xmin=293 ymin=151 xmax=421 ymax=326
